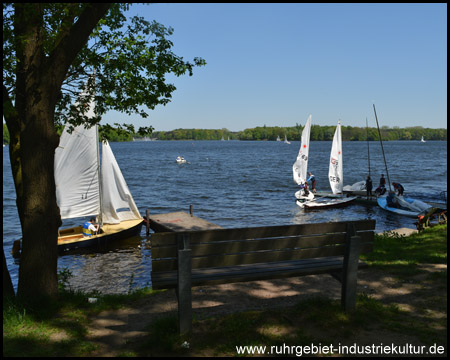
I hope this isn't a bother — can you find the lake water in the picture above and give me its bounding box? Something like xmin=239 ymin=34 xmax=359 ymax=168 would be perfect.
xmin=3 ymin=140 xmax=447 ymax=294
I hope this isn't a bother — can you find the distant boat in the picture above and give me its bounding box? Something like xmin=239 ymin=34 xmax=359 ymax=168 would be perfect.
xmin=276 ymin=135 xmax=281 ymax=141
xmin=421 ymin=136 xmax=426 ymax=143
xmin=176 ymin=156 xmax=187 ymax=164
xmin=298 ymin=120 xmax=356 ymax=209
xmin=284 ymin=135 xmax=291 ymax=144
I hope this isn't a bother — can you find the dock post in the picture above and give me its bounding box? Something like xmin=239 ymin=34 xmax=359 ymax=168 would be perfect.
xmin=189 ymin=204 xmax=193 ymax=216
xmin=146 ymin=209 xmax=150 ymax=235
xmin=177 ymin=233 xmax=192 ymax=336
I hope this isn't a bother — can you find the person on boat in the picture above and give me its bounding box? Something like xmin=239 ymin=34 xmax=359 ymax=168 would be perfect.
xmin=386 ymin=191 xmax=399 ymax=208
xmin=307 ymin=172 xmax=316 ymax=193
xmin=379 ymin=174 xmax=386 ymax=188
xmin=83 ymin=217 xmax=99 ymax=237
xmin=365 ymin=175 xmax=373 ymax=199
xmin=392 ymin=182 xmax=404 ymax=196
xmin=375 ymin=184 xmax=386 ymax=196
xmin=299 ymin=181 xmax=309 ymax=196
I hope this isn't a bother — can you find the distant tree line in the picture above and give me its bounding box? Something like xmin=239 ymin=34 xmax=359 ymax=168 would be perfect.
xmin=3 ymin=123 xmax=446 ymax=145
xmin=152 ymin=125 xmax=447 ymax=141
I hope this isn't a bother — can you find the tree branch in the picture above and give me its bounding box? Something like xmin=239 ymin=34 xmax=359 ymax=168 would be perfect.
xmin=47 ymin=4 xmax=112 ymax=89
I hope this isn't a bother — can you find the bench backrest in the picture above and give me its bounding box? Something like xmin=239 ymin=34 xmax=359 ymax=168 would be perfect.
xmin=151 ymin=219 xmax=375 ymax=272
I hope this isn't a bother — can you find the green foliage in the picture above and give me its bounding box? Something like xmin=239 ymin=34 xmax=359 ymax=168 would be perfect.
xmin=3 ymin=123 xmax=10 ymax=144
xmin=3 ymin=3 xmax=206 ymax=132
xmin=152 ymin=125 xmax=447 ymax=141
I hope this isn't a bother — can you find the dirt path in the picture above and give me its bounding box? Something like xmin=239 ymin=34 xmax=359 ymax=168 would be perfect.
xmin=85 ymin=258 xmax=447 ymax=356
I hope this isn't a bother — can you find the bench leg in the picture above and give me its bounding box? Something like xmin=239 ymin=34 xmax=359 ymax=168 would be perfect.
xmin=177 ymin=248 xmax=192 ymax=335
xmin=341 ymin=235 xmax=361 ymax=312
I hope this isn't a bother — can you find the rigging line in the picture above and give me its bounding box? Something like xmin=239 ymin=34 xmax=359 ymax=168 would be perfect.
xmin=366 ymin=117 xmax=370 ymax=177
xmin=82 ymin=164 xmax=100 ymax=201
xmin=372 ymin=104 xmax=392 ymax=193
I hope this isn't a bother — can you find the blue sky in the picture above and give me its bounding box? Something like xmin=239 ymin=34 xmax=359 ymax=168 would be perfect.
xmin=105 ymin=3 xmax=447 ymax=131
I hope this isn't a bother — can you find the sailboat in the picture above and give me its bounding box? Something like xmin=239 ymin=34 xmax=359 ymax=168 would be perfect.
xmin=298 ymin=120 xmax=356 ymax=209
xmin=371 ymin=104 xmax=432 ymax=217
xmin=284 ymin=135 xmax=291 ymax=144
xmin=293 ymin=115 xmax=314 ymax=202
xmin=421 ymin=136 xmax=426 ymax=143
xmin=54 ymin=78 xmax=144 ymax=252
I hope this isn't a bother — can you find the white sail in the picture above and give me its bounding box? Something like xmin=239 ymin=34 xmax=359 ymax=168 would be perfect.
xmin=293 ymin=115 xmax=312 ymax=185
xmin=55 ymin=76 xmax=140 ymax=224
xmin=328 ymin=120 xmax=343 ymax=194
xmin=54 ymin=83 xmax=100 ymax=219
xmin=101 ymin=140 xmax=141 ymax=224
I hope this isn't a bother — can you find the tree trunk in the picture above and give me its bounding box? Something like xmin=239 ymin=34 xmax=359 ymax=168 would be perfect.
xmin=10 ymin=3 xmax=111 ymax=302
xmin=3 ymin=250 xmax=15 ymax=298
xmin=13 ymin=4 xmax=61 ymax=301
xmin=16 ymin=104 xmax=61 ymax=300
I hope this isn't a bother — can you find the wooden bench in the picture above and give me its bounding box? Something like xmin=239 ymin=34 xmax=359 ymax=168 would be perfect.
xmin=151 ymin=219 xmax=376 ymax=335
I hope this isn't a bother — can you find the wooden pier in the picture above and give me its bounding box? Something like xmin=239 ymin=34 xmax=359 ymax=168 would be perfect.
xmin=147 ymin=210 xmax=222 ymax=233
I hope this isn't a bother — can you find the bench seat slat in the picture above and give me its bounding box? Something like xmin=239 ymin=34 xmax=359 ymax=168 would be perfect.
xmin=152 ymin=256 xmax=370 ymax=289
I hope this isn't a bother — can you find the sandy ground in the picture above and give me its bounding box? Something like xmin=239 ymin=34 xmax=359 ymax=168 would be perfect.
xmin=84 ymin=228 xmax=447 ymax=356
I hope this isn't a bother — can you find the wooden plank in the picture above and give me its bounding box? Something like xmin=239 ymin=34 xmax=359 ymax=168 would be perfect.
xmin=152 ymin=256 xmax=376 ymax=289
xmin=148 ymin=211 xmax=223 ymax=233
xmin=151 ymin=219 xmax=375 ymax=247
xmin=151 ymin=231 xmax=374 ymax=260
xmin=152 ymin=243 xmax=348 ymax=272
xmin=152 ymin=233 xmax=347 ymax=259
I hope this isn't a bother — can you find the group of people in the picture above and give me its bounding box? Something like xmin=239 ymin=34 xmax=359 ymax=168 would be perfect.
xmin=366 ymin=174 xmax=404 ymax=203
xmin=299 ymin=171 xmax=404 ymax=202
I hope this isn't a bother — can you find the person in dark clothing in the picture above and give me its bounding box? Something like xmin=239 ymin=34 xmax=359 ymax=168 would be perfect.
xmin=366 ymin=175 xmax=373 ymax=199
xmin=392 ymin=182 xmax=404 ymax=196
xmin=379 ymin=174 xmax=386 ymax=188
xmin=386 ymin=191 xmax=399 ymax=208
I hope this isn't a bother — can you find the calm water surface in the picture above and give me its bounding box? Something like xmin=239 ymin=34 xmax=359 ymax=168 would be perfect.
xmin=3 ymin=140 xmax=447 ymax=294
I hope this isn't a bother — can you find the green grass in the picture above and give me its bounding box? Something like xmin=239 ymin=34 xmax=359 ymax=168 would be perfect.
xmin=361 ymin=224 xmax=447 ymax=278
xmin=3 ymin=224 xmax=447 ymax=357
xmin=3 ymin=287 xmax=163 ymax=357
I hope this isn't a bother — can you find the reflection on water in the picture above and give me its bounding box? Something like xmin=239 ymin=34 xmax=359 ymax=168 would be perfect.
xmin=59 ymin=236 xmax=153 ymax=294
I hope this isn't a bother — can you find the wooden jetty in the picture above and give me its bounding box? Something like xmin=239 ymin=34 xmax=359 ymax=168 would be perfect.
xmin=147 ymin=209 xmax=222 ymax=233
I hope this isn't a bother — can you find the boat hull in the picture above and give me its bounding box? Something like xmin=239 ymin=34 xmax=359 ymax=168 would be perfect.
xmin=377 ymin=196 xmax=431 ymax=218
xmin=298 ymin=196 xmax=357 ymax=209
xmin=57 ymin=219 xmax=144 ymax=252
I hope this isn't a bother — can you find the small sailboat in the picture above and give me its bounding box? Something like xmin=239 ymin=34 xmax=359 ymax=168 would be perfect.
xmin=371 ymin=104 xmax=432 ymax=217
xmin=299 ymin=120 xmax=356 ymax=209
xmin=54 ymin=77 xmax=144 ymax=252
xmin=377 ymin=195 xmax=431 ymax=218
xmin=284 ymin=134 xmax=291 ymax=144
xmin=293 ymin=115 xmax=314 ymax=203
xmin=276 ymin=135 xmax=281 ymax=141
xmin=421 ymin=136 xmax=426 ymax=143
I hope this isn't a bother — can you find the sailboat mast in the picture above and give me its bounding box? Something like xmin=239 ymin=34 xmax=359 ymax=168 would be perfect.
xmin=372 ymin=104 xmax=392 ymax=193
xmin=96 ymin=124 xmax=104 ymax=226
xmin=366 ymin=117 xmax=371 ymax=177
